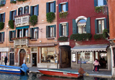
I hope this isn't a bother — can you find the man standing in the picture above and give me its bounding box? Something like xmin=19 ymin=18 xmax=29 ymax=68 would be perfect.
xmin=4 ymin=56 xmax=8 ymax=65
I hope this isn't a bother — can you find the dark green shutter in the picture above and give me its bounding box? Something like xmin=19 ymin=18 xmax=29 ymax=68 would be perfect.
xmin=27 ymin=6 xmax=29 ymax=14
xmin=18 ymin=8 xmax=19 ymax=15
xmin=54 ymin=25 xmax=56 ymax=37
xmin=94 ymin=0 xmax=97 ymax=7
xmin=21 ymin=7 xmax=23 ymax=15
xmin=0 ymin=14 xmax=1 ymax=22
xmin=30 ymin=28 xmax=33 ymax=39
xmin=59 ymin=4 xmax=61 ymax=12
xmin=72 ymin=19 xmax=77 ymax=34
xmin=54 ymin=1 xmax=56 ymax=13
xmin=66 ymin=2 xmax=68 ymax=11
xmin=95 ymin=19 xmax=98 ymax=34
xmin=59 ymin=24 xmax=62 ymax=36
xmin=14 ymin=30 xmax=16 ymax=38
xmin=9 ymin=11 xmax=12 ymax=20
xmin=37 ymin=5 xmax=39 ymax=16
xmin=17 ymin=30 xmax=19 ymax=38
xmin=104 ymin=18 xmax=107 ymax=29
xmin=46 ymin=2 xmax=49 ymax=13
xmin=2 ymin=32 xmax=4 ymax=42
xmin=31 ymin=6 xmax=33 ymax=16
xmin=66 ymin=23 xmax=69 ymax=36
xmin=8 ymin=31 xmax=11 ymax=41
xmin=15 ymin=10 xmax=16 ymax=16
xmin=3 ymin=13 xmax=5 ymax=22
xmin=86 ymin=17 xmax=91 ymax=33
xmin=104 ymin=0 xmax=107 ymax=5
xmin=46 ymin=26 xmax=49 ymax=38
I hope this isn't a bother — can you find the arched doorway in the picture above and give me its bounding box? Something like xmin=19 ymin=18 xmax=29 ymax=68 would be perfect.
xmin=19 ymin=49 xmax=26 ymax=66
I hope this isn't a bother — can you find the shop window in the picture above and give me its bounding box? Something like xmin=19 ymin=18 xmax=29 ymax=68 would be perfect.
xmin=77 ymin=52 xmax=93 ymax=64
xmin=72 ymin=54 xmax=76 ymax=62
xmin=77 ymin=19 xmax=86 ymax=34
xmin=9 ymin=31 xmax=16 ymax=41
xmin=41 ymin=47 xmax=57 ymax=63
xmin=24 ymin=6 xmax=29 ymax=14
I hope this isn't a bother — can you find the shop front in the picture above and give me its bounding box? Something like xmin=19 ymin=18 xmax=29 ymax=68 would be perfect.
xmin=71 ymin=44 xmax=111 ymax=70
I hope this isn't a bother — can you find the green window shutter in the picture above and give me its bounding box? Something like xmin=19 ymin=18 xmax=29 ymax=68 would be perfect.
xmin=54 ymin=25 xmax=56 ymax=37
xmin=27 ymin=6 xmax=29 ymax=14
xmin=104 ymin=0 xmax=107 ymax=5
xmin=46 ymin=2 xmax=49 ymax=14
xmin=37 ymin=5 xmax=39 ymax=16
xmin=18 ymin=8 xmax=20 ymax=15
xmin=9 ymin=31 xmax=11 ymax=41
xmin=46 ymin=26 xmax=49 ymax=38
xmin=72 ymin=19 xmax=77 ymax=34
xmin=54 ymin=1 xmax=56 ymax=13
xmin=104 ymin=18 xmax=107 ymax=29
xmin=9 ymin=11 xmax=12 ymax=20
xmin=30 ymin=6 xmax=33 ymax=16
xmin=66 ymin=23 xmax=69 ymax=36
xmin=59 ymin=4 xmax=61 ymax=12
xmin=0 ymin=14 xmax=1 ymax=22
xmin=21 ymin=7 xmax=23 ymax=15
xmin=30 ymin=28 xmax=33 ymax=39
xmin=86 ymin=17 xmax=91 ymax=33
xmin=94 ymin=0 xmax=97 ymax=7
xmin=15 ymin=10 xmax=17 ymax=16
xmin=59 ymin=24 xmax=62 ymax=36
xmin=14 ymin=30 xmax=16 ymax=38
xmin=3 ymin=13 xmax=5 ymax=22
xmin=66 ymin=2 xmax=68 ymax=11
xmin=2 ymin=32 xmax=4 ymax=42
xmin=95 ymin=19 xmax=98 ymax=34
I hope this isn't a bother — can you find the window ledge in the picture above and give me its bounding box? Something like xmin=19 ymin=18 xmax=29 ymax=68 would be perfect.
xmin=9 ymin=41 xmax=14 ymax=43
xmin=47 ymin=37 xmax=55 ymax=40
xmin=60 ymin=11 xmax=68 ymax=13
xmin=31 ymin=39 xmax=37 ymax=41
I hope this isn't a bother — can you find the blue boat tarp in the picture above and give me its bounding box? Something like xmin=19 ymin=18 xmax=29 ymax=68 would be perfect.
xmin=20 ymin=64 xmax=29 ymax=73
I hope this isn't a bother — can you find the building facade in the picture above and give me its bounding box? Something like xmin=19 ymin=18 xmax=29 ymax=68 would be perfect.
xmin=0 ymin=0 xmax=59 ymax=68
xmin=57 ymin=0 xmax=111 ymax=70
xmin=108 ymin=0 xmax=115 ymax=77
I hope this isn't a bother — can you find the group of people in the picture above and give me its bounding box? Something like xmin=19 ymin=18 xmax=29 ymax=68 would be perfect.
xmin=1 ymin=56 xmax=8 ymax=65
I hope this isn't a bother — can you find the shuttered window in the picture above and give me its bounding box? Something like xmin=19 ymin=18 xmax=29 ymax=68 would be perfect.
xmin=24 ymin=6 xmax=29 ymax=14
xmin=10 ymin=10 xmax=16 ymax=20
xmin=46 ymin=1 xmax=56 ymax=13
xmin=31 ymin=5 xmax=39 ymax=16
xmin=59 ymin=2 xmax=68 ymax=12
xmin=59 ymin=23 xmax=68 ymax=37
xmin=0 ymin=32 xmax=4 ymax=42
xmin=0 ymin=13 xmax=5 ymax=22
xmin=18 ymin=7 xmax=23 ymax=16
xmin=9 ymin=31 xmax=16 ymax=41
xmin=0 ymin=0 xmax=6 ymax=5
xmin=30 ymin=27 xmax=38 ymax=39
xmin=46 ymin=25 xmax=56 ymax=38
xmin=94 ymin=0 xmax=107 ymax=7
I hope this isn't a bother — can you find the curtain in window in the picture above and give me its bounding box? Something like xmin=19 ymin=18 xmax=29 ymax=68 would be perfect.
xmin=98 ymin=0 xmax=103 ymax=6
xmin=50 ymin=3 xmax=54 ymax=12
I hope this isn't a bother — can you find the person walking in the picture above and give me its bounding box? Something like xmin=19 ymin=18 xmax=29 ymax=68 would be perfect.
xmin=4 ymin=56 xmax=8 ymax=65
xmin=93 ymin=59 xmax=100 ymax=72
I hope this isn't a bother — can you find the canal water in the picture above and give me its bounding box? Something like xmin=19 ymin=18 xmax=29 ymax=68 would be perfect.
xmin=0 ymin=73 xmax=114 ymax=80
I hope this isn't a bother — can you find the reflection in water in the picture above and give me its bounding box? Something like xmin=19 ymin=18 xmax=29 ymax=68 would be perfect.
xmin=0 ymin=73 xmax=114 ymax=80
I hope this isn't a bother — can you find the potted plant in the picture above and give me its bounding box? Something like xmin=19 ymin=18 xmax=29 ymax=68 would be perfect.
xmin=29 ymin=15 xmax=38 ymax=26
xmin=8 ymin=20 xmax=14 ymax=29
xmin=46 ymin=12 xmax=55 ymax=23
xmin=58 ymin=37 xmax=68 ymax=41
xmin=0 ymin=22 xmax=4 ymax=30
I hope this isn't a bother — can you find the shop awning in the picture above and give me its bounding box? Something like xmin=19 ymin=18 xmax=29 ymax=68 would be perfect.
xmin=16 ymin=25 xmax=29 ymax=30
xmin=71 ymin=44 xmax=109 ymax=52
xmin=28 ymin=43 xmax=58 ymax=47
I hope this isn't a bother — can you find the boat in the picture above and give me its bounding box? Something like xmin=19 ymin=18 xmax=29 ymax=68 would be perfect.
xmin=0 ymin=63 xmax=29 ymax=75
xmin=38 ymin=69 xmax=83 ymax=78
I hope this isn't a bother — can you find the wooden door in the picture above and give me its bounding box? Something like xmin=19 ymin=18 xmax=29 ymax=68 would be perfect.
xmin=10 ymin=53 xmax=14 ymax=65
xmin=32 ymin=53 xmax=37 ymax=66
xmin=19 ymin=49 xmax=26 ymax=66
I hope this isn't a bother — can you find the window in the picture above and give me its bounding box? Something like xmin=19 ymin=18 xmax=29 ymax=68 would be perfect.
xmin=24 ymin=6 xmax=29 ymax=14
xmin=59 ymin=2 xmax=68 ymax=12
xmin=94 ymin=0 xmax=107 ymax=7
xmin=46 ymin=25 xmax=56 ymax=38
xmin=41 ymin=47 xmax=57 ymax=63
xmin=59 ymin=23 xmax=68 ymax=37
xmin=77 ymin=52 xmax=93 ymax=64
xmin=46 ymin=1 xmax=56 ymax=13
xmin=23 ymin=29 xmax=28 ymax=37
xmin=18 ymin=7 xmax=23 ymax=16
xmin=10 ymin=0 xmax=16 ymax=2
xmin=0 ymin=0 xmax=6 ymax=5
xmin=0 ymin=32 xmax=4 ymax=42
xmin=10 ymin=10 xmax=16 ymax=20
xmin=97 ymin=19 xmax=104 ymax=34
xmin=30 ymin=27 xmax=38 ymax=39
xmin=77 ymin=19 xmax=86 ymax=34
xmin=31 ymin=5 xmax=39 ymax=16
xmin=1 ymin=14 xmax=4 ymax=22
xmin=17 ymin=29 xmax=22 ymax=38
xmin=9 ymin=31 xmax=15 ymax=41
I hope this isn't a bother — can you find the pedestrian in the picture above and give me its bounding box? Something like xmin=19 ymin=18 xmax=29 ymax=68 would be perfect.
xmin=4 ymin=56 xmax=8 ymax=65
xmin=93 ymin=59 xmax=100 ymax=72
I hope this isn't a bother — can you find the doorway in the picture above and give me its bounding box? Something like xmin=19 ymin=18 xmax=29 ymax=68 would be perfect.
xmin=19 ymin=49 xmax=26 ymax=66
xmin=32 ymin=53 xmax=37 ymax=66
xmin=10 ymin=53 xmax=14 ymax=65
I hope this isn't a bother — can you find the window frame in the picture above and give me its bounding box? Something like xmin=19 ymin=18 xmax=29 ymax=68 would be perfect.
xmin=97 ymin=19 xmax=105 ymax=34
xmin=18 ymin=7 xmax=23 ymax=16
xmin=49 ymin=2 xmax=54 ymax=12
xmin=24 ymin=6 xmax=29 ymax=14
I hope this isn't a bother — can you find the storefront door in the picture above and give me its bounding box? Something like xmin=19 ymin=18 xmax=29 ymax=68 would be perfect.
xmin=32 ymin=53 xmax=37 ymax=66
xmin=10 ymin=53 xmax=14 ymax=65
xmin=19 ymin=49 xmax=26 ymax=66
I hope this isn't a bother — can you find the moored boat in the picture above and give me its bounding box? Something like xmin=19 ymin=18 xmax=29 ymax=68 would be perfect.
xmin=0 ymin=64 xmax=29 ymax=75
xmin=38 ymin=69 xmax=82 ymax=78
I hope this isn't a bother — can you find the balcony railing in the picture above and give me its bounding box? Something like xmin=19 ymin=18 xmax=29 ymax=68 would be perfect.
xmin=15 ymin=14 xmax=30 ymax=27
xmin=13 ymin=37 xmax=29 ymax=47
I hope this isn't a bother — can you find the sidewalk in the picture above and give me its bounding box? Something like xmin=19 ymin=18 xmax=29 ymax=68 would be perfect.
xmin=29 ymin=67 xmax=112 ymax=78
